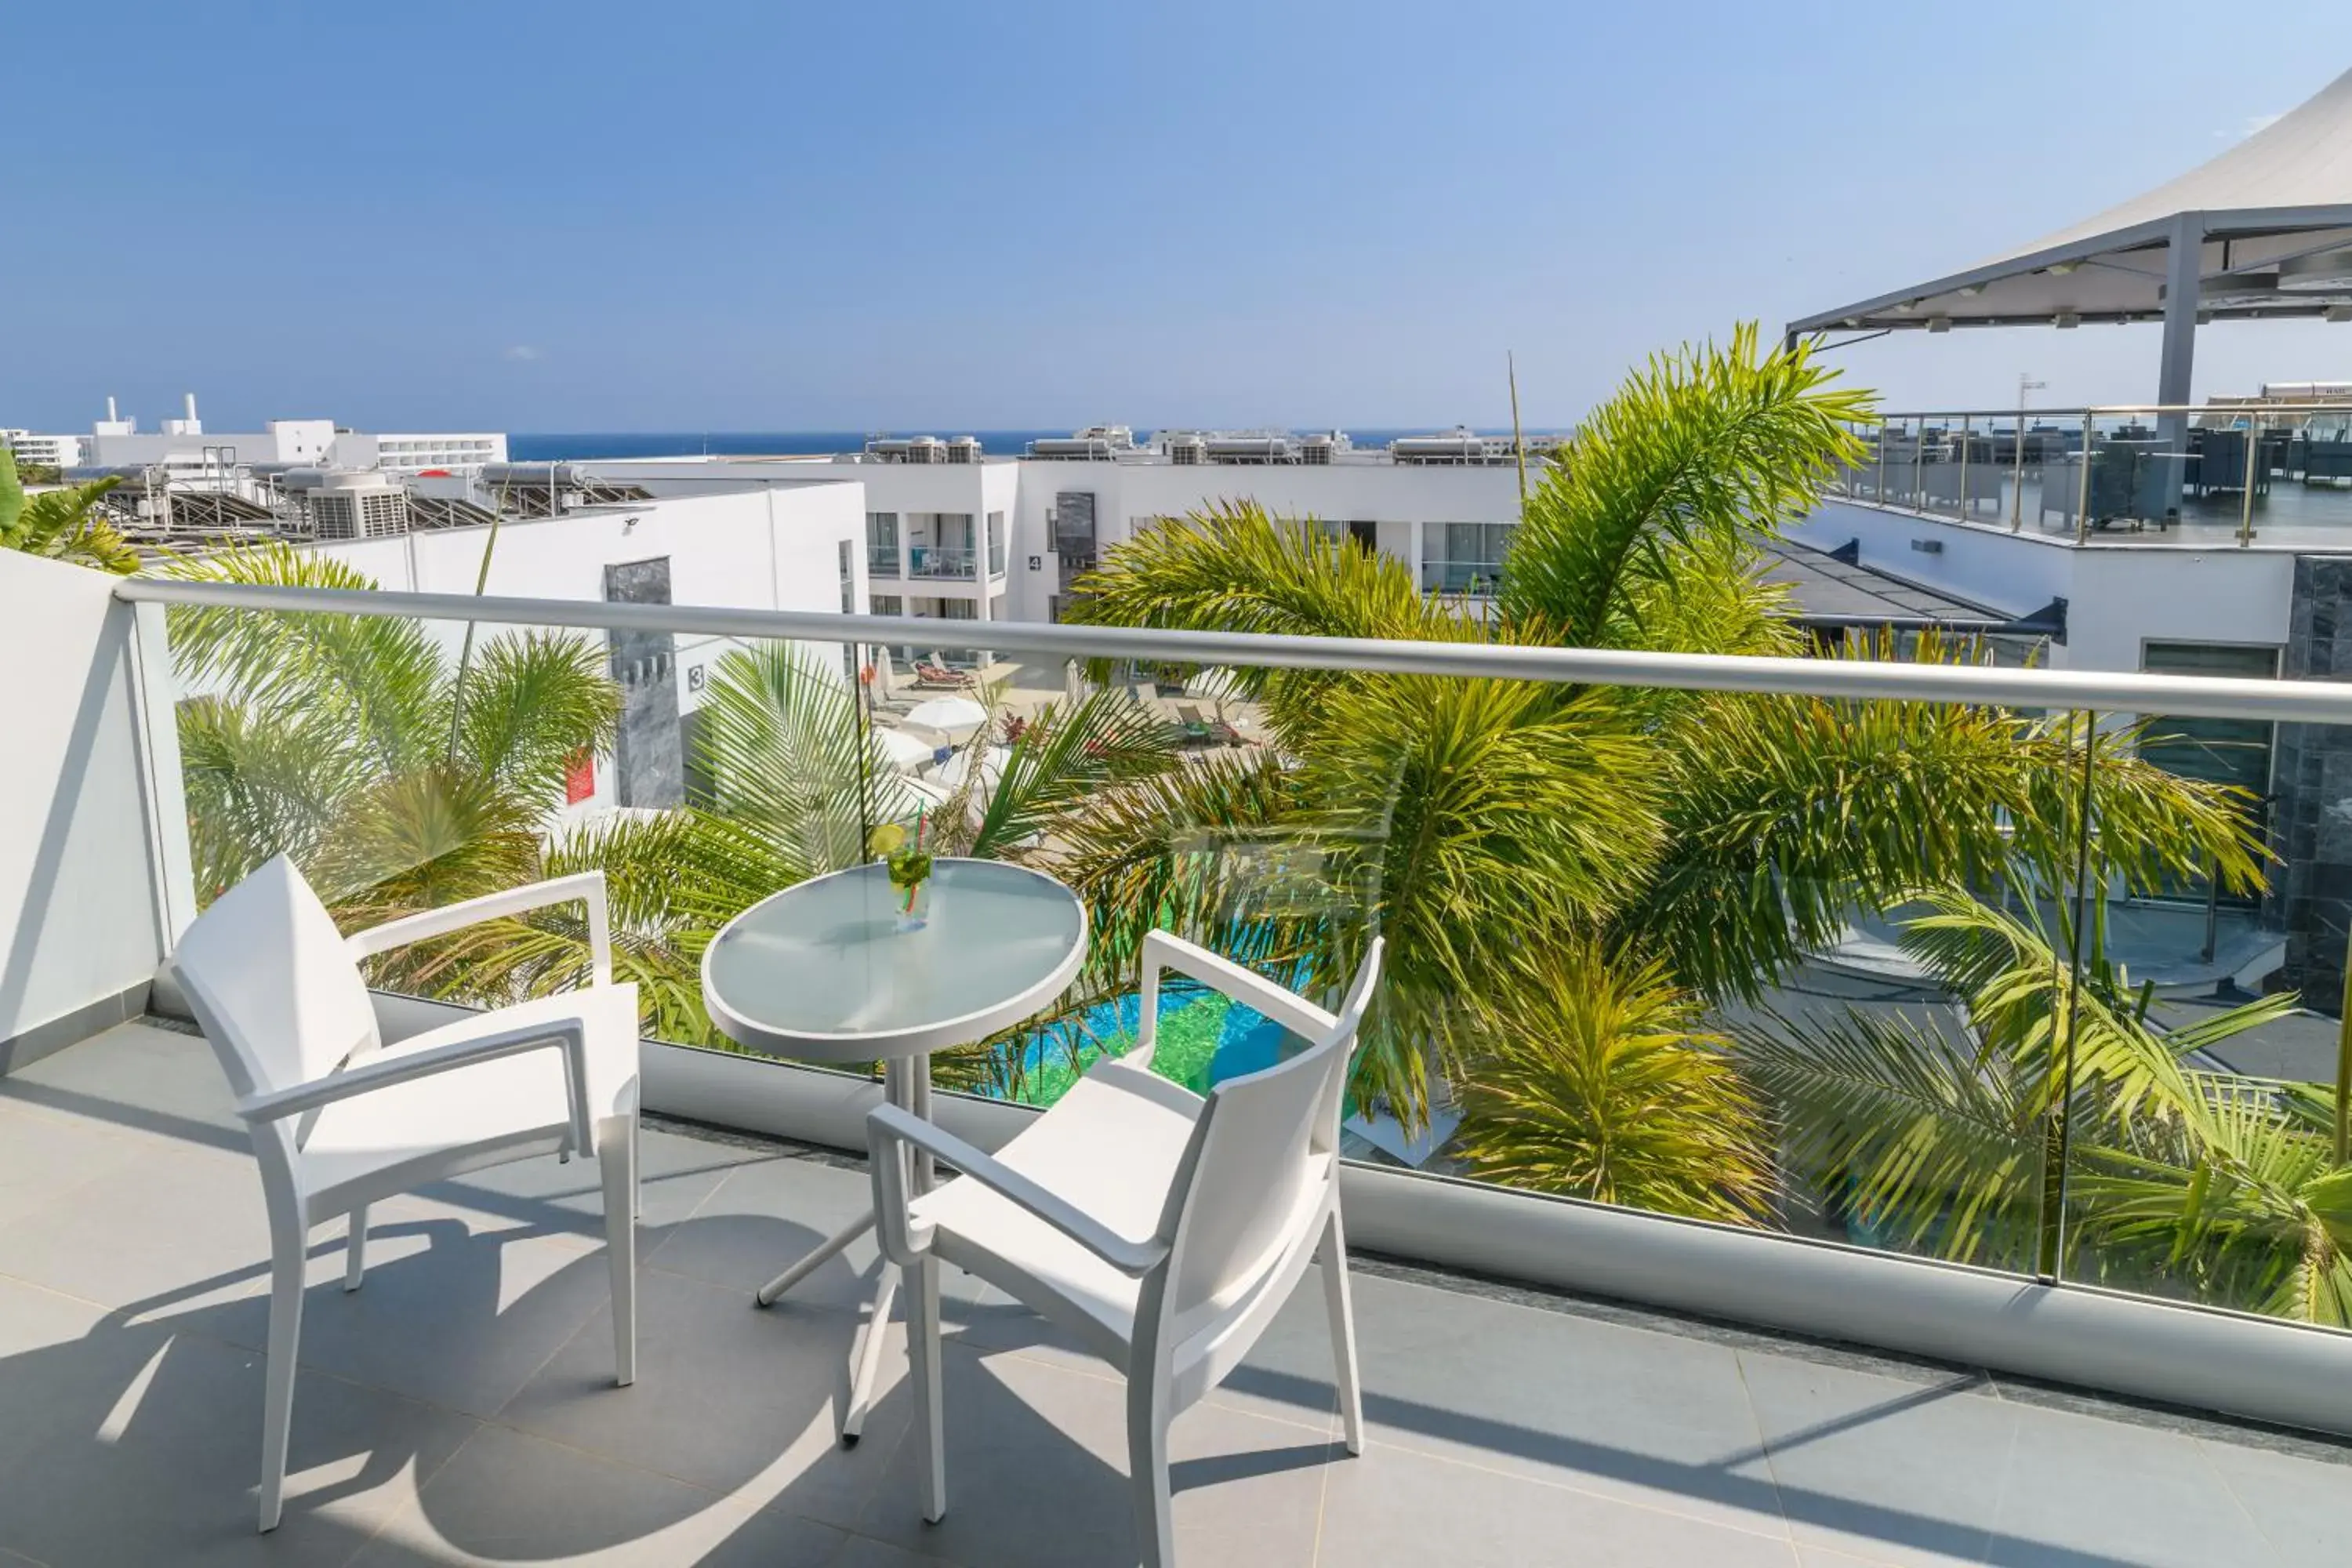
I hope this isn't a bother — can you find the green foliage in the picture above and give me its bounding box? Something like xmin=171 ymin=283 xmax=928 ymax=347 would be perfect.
xmin=0 ymin=448 xmax=139 ymax=574
xmin=162 ymin=544 xmax=619 ymax=927
xmin=1061 ymin=325 xmax=2264 ymax=1152
xmin=1498 ymin=323 xmax=1871 ymax=648
xmin=1737 ymin=891 xmax=2350 ymax=1319
xmin=1453 ymin=944 xmax=1777 ymax=1226
xmin=1635 ymin=651 xmax=2264 ymax=1000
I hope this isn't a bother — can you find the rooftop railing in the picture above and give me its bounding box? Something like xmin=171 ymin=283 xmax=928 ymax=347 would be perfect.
xmin=1827 ymin=404 xmax=2352 ymax=546
xmin=103 ymin=575 xmax=2352 ymax=1436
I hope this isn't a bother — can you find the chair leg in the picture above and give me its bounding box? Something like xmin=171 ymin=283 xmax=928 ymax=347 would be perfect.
xmin=257 ymin=1241 xmax=307 ymax=1531
xmin=599 ymin=1112 xmax=637 ymax=1387
xmin=1126 ymin=1367 xmax=1176 ymax=1568
xmin=907 ymin=1253 xmax=946 ymax=1523
xmin=343 ymin=1204 xmax=368 ymax=1293
xmin=1319 ymin=1206 xmax=1364 ymax=1455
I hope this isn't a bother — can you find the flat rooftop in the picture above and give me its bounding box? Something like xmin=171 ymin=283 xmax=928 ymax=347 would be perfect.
xmin=2 ymin=1018 xmax=2347 ymax=1566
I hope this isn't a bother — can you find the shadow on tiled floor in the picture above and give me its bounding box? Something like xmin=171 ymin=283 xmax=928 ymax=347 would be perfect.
xmin=2 ymin=1019 xmax=2350 ymax=1567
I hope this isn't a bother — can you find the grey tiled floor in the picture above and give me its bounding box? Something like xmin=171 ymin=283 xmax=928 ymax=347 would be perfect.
xmin=4 ymin=1021 xmax=2350 ymax=1567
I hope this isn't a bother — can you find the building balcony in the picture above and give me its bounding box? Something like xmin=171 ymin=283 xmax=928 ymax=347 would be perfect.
xmin=7 ymin=550 xmax=2352 ymax=1564
xmin=1824 ymin=404 xmax=2352 ymax=548
xmin=868 ymin=547 xmax=1004 ymax=583
xmin=1420 ymin=558 xmax=1506 ymax=596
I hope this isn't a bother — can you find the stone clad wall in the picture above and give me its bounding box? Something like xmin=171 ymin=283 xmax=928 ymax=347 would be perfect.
xmin=2270 ymin=555 xmax=2352 ymax=1012
xmin=603 ymin=557 xmax=684 ymax=809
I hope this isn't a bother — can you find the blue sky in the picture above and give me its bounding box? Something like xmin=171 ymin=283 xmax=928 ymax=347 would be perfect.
xmin=4 ymin=2 xmax=2345 ymax=433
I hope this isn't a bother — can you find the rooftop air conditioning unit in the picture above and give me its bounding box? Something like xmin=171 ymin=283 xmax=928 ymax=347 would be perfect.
xmin=1392 ymin=429 xmax=1494 ymax=464
xmin=946 ymin=436 xmax=981 ymax=463
xmin=1167 ymin=434 xmax=1205 ymax=465
xmin=1300 ymin=434 xmax=1334 ymax=465
xmin=1205 ymin=435 xmax=1291 ymax=464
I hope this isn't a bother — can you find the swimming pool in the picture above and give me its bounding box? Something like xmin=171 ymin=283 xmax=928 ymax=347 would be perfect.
xmin=989 ymin=984 xmax=1290 ymax=1105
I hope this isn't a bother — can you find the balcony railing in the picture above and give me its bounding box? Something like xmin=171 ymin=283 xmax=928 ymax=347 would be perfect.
xmin=93 ymin=572 xmax=2352 ymax=1439
xmin=866 ymin=544 xmax=900 ymax=576
xmin=1826 ymin=403 xmax=2352 ymax=546
xmin=1419 ymin=559 xmax=1507 ymax=596
xmin=906 ymin=545 xmax=977 ymax=579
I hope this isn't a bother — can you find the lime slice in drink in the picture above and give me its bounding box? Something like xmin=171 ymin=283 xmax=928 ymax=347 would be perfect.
xmin=866 ymin=822 xmax=906 ymax=858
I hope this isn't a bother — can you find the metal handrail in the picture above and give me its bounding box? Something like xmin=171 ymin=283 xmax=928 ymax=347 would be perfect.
xmin=1855 ymin=403 xmax=2352 ymax=422
xmin=111 ymin=577 xmax=2352 ymax=725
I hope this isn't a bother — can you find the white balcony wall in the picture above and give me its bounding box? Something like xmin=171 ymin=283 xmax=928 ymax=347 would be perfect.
xmin=310 ymin=482 xmax=868 ymax=818
xmin=588 ymin=459 xmax=1018 ymax=612
xmin=0 ymin=552 xmax=180 ymax=1065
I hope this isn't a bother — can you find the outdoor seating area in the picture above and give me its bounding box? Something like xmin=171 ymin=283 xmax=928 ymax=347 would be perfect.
xmin=6 ymin=1014 xmax=2351 ymax=1567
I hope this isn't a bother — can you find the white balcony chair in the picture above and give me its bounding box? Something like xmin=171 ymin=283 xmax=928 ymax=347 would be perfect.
xmin=167 ymin=855 xmax=642 ymax=1532
xmin=868 ymin=931 xmax=1382 ymax=1568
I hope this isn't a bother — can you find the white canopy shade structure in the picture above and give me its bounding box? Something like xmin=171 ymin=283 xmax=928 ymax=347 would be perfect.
xmin=1788 ymin=67 xmax=2352 ymax=508
xmin=901 ymin=695 xmax=989 ymax=742
xmin=1790 ymin=68 xmax=2352 ymax=345
xmin=872 ymin=726 xmax=939 ymax=774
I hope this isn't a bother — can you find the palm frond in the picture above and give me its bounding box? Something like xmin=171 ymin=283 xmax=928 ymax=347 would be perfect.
xmin=157 ymin=543 xmax=445 ymax=775
xmin=451 ymin=629 xmax=622 ymax=804
xmin=176 ymin=695 xmax=371 ymax=900
xmin=1454 ymin=944 xmax=1777 ymax=1226
xmin=1733 ymin=1004 xmax=2044 ymax=1265
xmin=693 ymin=641 xmax=911 ymax=879
xmin=956 ymin=688 xmax=1179 ymax=859
xmin=1632 ymin=638 xmax=2269 ymax=1000
xmin=1063 ymin=500 xmax=1472 ymax=733
xmin=0 ymin=461 xmax=140 ymax=574
xmin=1500 ymin=324 xmax=1871 ymax=647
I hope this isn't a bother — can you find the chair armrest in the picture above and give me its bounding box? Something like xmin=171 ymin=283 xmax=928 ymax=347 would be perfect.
xmin=866 ymin=1103 xmax=1167 ymax=1277
xmin=1134 ymin=930 xmax=1334 ymax=1068
xmin=236 ymin=1018 xmax=597 ymax=1156
xmin=346 ymin=872 xmax=612 ymax=986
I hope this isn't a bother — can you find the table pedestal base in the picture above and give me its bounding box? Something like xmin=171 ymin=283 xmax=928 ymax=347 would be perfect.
xmin=754 ymin=1056 xmax=935 ymax=1446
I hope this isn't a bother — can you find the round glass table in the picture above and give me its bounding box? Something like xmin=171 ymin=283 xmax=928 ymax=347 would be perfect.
xmin=701 ymin=857 xmax=1087 ymax=1442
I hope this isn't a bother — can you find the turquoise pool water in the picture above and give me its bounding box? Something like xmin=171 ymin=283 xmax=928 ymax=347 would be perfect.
xmin=989 ymin=985 xmax=1290 ymax=1104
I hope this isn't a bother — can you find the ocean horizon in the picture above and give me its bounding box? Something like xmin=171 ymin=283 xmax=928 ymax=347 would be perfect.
xmin=507 ymin=427 xmax=1567 ymax=462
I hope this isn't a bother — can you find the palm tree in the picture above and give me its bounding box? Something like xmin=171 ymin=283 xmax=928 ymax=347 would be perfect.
xmin=1738 ymin=888 xmax=2352 ymax=1323
xmin=0 ymin=449 xmax=139 ymax=574
xmin=1452 ymin=942 xmax=1777 ymax=1225
xmin=159 ymin=543 xmax=621 ymax=958
xmin=1060 ymin=324 xmax=2267 ymax=1220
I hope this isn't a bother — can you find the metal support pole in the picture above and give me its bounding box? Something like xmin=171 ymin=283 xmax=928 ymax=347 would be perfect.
xmin=2038 ymin=713 xmax=2100 ymax=1280
xmin=1911 ymin=419 xmax=1925 ymax=510
xmin=2012 ymin=376 xmax=2044 ymax=532
xmin=2075 ymin=413 xmax=2096 ymax=544
xmin=2156 ymin=212 xmax=2204 ymax=522
xmin=1958 ymin=415 xmax=1972 ymax=520
xmin=2238 ymin=418 xmax=2260 ymax=546
xmin=1875 ymin=420 xmax=1889 ymax=501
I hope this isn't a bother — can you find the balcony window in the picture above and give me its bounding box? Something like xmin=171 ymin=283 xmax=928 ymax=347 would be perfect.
xmin=906 ymin=513 xmax=977 ymax=579
xmin=1421 ymin=521 xmax=1515 ymax=594
xmin=866 ymin=511 xmax=899 ymax=576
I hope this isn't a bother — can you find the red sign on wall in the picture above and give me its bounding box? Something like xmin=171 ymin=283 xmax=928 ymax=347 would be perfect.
xmin=564 ymin=751 xmax=596 ymax=806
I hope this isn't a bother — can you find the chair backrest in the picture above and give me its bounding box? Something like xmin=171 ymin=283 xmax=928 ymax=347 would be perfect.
xmin=170 ymin=855 xmax=380 ymax=1103
xmin=1159 ymin=940 xmax=1382 ymax=1332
